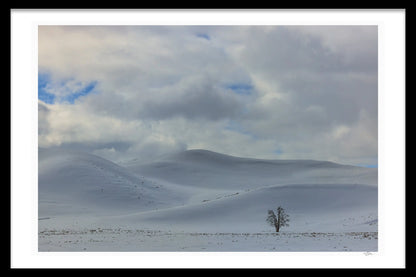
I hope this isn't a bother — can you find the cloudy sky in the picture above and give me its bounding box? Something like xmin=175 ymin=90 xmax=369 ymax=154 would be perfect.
xmin=38 ymin=25 xmax=378 ymax=166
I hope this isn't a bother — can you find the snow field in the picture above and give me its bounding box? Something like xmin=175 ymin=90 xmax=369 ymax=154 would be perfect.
xmin=38 ymin=148 xmax=378 ymax=251
xmin=39 ymin=228 xmax=377 ymax=252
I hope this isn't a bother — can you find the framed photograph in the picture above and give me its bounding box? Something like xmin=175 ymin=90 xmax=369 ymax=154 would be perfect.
xmin=11 ymin=9 xmax=406 ymax=268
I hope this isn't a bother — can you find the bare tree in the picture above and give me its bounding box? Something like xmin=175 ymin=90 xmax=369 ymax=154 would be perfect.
xmin=266 ymin=206 xmax=290 ymax=232
xmin=266 ymin=210 xmax=278 ymax=231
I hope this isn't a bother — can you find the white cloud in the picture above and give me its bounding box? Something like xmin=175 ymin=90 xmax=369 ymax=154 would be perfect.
xmin=38 ymin=26 xmax=378 ymax=165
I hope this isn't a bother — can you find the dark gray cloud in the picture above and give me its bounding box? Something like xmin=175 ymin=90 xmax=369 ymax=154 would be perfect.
xmin=80 ymin=75 xmax=247 ymax=122
xmin=137 ymin=79 xmax=246 ymax=121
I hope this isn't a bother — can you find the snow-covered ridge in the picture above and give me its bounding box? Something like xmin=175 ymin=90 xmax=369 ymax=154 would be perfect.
xmin=125 ymin=149 xmax=377 ymax=189
xmin=128 ymin=148 xmax=346 ymax=166
xmin=38 ymin=148 xmax=186 ymax=217
xmin=38 ymin=148 xmax=378 ymax=246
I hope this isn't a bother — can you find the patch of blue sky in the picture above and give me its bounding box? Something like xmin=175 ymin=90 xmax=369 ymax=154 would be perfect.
xmin=38 ymin=73 xmax=55 ymax=104
xmin=62 ymin=81 xmax=98 ymax=104
xmin=38 ymin=72 xmax=98 ymax=104
xmin=274 ymin=148 xmax=284 ymax=155
xmin=225 ymin=120 xmax=258 ymax=139
xmin=196 ymin=33 xmax=210 ymax=40
xmin=225 ymin=83 xmax=254 ymax=96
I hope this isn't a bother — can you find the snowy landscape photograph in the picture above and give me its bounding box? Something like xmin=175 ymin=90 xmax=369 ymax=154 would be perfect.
xmin=37 ymin=24 xmax=378 ymax=252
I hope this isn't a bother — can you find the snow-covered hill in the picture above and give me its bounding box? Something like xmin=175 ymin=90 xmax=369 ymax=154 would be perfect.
xmin=124 ymin=149 xmax=377 ymax=189
xmin=109 ymin=183 xmax=377 ymax=233
xmin=38 ymin=148 xmax=187 ymax=218
xmin=38 ymin=148 xmax=378 ymax=250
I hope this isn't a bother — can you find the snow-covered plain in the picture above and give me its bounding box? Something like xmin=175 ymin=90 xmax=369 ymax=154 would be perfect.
xmin=38 ymin=148 xmax=378 ymax=252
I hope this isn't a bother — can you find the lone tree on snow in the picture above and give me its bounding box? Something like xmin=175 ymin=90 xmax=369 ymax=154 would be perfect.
xmin=267 ymin=206 xmax=290 ymax=232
